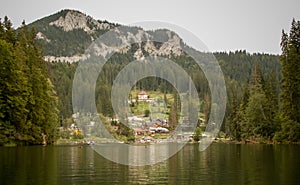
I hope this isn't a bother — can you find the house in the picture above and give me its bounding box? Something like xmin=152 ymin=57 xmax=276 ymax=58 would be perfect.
xmin=133 ymin=128 xmax=145 ymax=136
xmin=138 ymin=90 xmax=149 ymax=101
xmin=149 ymin=127 xmax=169 ymax=134
xmin=137 ymin=90 xmax=155 ymax=102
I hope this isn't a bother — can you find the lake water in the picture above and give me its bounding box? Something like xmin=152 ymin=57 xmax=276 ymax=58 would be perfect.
xmin=0 ymin=143 xmax=299 ymax=185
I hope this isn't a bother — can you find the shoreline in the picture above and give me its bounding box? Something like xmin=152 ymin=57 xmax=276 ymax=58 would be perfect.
xmin=213 ymin=138 xmax=300 ymax=145
xmin=53 ymin=138 xmax=300 ymax=146
xmin=2 ymin=138 xmax=300 ymax=147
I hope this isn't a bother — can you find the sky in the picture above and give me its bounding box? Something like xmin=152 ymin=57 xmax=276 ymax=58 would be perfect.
xmin=1 ymin=0 xmax=299 ymax=54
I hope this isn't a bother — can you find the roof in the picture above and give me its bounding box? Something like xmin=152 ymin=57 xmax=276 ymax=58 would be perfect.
xmin=133 ymin=128 xmax=144 ymax=132
xmin=138 ymin=90 xmax=147 ymax=95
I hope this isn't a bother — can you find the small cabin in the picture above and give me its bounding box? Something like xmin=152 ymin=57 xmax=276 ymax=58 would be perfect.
xmin=138 ymin=90 xmax=149 ymax=101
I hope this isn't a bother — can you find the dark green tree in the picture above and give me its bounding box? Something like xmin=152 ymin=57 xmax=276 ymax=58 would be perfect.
xmin=0 ymin=17 xmax=59 ymax=145
xmin=277 ymin=19 xmax=300 ymax=142
xmin=263 ymin=70 xmax=280 ymax=138
xmin=0 ymin=40 xmax=29 ymax=145
xmin=226 ymin=92 xmax=241 ymax=140
xmin=168 ymin=91 xmax=179 ymax=131
xmin=242 ymin=63 xmax=274 ymax=141
xmin=193 ymin=127 xmax=202 ymax=142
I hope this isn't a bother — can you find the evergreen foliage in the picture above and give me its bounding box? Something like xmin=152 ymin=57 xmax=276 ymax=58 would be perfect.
xmin=275 ymin=19 xmax=300 ymax=142
xmin=193 ymin=127 xmax=202 ymax=142
xmin=0 ymin=18 xmax=59 ymax=145
xmin=2 ymin=11 xmax=299 ymax=144
xmin=45 ymin=49 xmax=282 ymax=143
xmin=225 ymin=19 xmax=300 ymax=143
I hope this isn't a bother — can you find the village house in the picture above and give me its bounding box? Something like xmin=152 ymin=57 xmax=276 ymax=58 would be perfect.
xmin=138 ymin=90 xmax=148 ymax=101
xmin=137 ymin=90 xmax=154 ymax=102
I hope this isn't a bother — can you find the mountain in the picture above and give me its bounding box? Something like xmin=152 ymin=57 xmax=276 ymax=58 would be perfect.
xmin=28 ymin=9 xmax=116 ymax=60
xmin=28 ymin=9 xmax=184 ymax=63
xmin=26 ymin=9 xmax=281 ymax=123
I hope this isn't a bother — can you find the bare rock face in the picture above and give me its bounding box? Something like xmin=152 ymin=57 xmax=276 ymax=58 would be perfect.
xmin=44 ymin=55 xmax=89 ymax=63
xmin=36 ymin=32 xmax=50 ymax=42
xmin=49 ymin=10 xmax=111 ymax=33
xmin=37 ymin=9 xmax=184 ymax=62
xmin=152 ymin=32 xmax=182 ymax=56
xmin=88 ymin=28 xmax=183 ymax=60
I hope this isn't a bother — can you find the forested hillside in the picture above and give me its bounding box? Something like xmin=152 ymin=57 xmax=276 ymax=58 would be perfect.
xmin=30 ymin=9 xmax=284 ymax=143
xmin=0 ymin=9 xmax=299 ymax=145
xmin=46 ymin=50 xmax=281 ymax=132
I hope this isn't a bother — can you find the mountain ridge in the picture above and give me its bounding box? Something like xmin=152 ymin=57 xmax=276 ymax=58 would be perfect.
xmin=28 ymin=9 xmax=185 ymax=63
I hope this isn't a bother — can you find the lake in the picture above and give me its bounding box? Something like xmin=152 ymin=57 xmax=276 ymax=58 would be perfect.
xmin=0 ymin=143 xmax=299 ymax=185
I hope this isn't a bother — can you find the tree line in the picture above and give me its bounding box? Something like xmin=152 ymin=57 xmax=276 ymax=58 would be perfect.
xmin=225 ymin=19 xmax=300 ymax=143
xmin=0 ymin=17 xmax=59 ymax=146
xmin=1 ymin=17 xmax=299 ymax=145
xmin=39 ymin=18 xmax=300 ymax=144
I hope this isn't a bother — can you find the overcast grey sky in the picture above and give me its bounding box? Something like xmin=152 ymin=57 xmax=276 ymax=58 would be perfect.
xmin=1 ymin=0 xmax=299 ymax=54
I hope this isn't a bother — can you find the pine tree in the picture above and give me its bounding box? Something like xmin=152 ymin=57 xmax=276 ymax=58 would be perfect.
xmin=203 ymin=93 xmax=211 ymax=125
xmin=0 ymin=18 xmax=4 ymax=39
xmin=263 ymin=70 xmax=280 ymax=138
xmin=0 ymin=40 xmax=29 ymax=145
xmin=19 ymin=23 xmax=59 ymax=144
xmin=242 ymin=64 xmax=274 ymax=141
xmin=0 ymin=17 xmax=59 ymax=145
xmin=3 ymin=16 xmax=16 ymax=44
xmin=278 ymin=19 xmax=300 ymax=142
xmin=43 ymin=79 xmax=59 ymax=143
xmin=226 ymin=92 xmax=240 ymax=140
xmin=168 ymin=91 xmax=179 ymax=131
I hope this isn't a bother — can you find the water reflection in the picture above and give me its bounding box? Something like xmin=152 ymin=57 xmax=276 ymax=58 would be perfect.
xmin=0 ymin=144 xmax=300 ymax=184
xmin=91 ymin=143 xmax=185 ymax=166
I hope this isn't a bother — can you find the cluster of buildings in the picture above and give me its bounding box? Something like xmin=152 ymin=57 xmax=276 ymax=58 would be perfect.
xmin=129 ymin=117 xmax=170 ymax=137
xmin=68 ymin=90 xmax=202 ymax=142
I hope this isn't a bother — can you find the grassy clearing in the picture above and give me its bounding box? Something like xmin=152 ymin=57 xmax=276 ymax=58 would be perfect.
xmin=130 ymin=90 xmax=174 ymax=116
